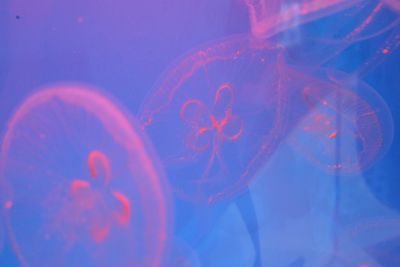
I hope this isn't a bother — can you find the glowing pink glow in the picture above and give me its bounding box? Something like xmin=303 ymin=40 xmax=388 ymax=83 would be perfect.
xmin=112 ymin=191 xmax=131 ymax=225
xmin=140 ymin=35 xmax=287 ymax=202
xmin=88 ymin=150 xmax=112 ymax=184
xmin=0 ymin=84 xmax=171 ymax=267
xmin=62 ymin=151 xmax=132 ymax=243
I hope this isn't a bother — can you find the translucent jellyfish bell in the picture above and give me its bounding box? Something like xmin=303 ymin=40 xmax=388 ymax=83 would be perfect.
xmin=0 ymin=84 xmax=172 ymax=267
xmin=139 ymin=34 xmax=288 ymax=203
xmin=286 ymin=69 xmax=394 ymax=174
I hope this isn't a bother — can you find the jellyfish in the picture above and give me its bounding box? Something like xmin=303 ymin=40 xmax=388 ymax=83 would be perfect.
xmin=139 ymin=34 xmax=289 ymax=203
xmin=0 ymin=84 xmax=172 ymax=267
xmin=286 ymin=69 xmax=393 ymax=174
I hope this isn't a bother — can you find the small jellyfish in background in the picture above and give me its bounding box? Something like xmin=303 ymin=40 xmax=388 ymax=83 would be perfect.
xmin=286 ymin=69 xmax=393 ymax=174
xmin=139 ymin=34 xmax=288 ymax=203
xmin=0 ymin=84 xmax=172 ymax=267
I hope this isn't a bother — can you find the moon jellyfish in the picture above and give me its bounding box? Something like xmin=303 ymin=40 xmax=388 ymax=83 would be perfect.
xmin=287 ymin=70 xmax=393 ymax=174
xmin=139 ymin=34 xmax=287 ymax=203
xmin=0 ymin=85 xmax=171 ymax=267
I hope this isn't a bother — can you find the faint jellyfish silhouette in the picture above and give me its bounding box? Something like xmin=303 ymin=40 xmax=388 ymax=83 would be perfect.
xmin=0 ymin=84 xmax=171 ymax=267
xmin=286 ymin=70 xmax=393 ymax=174
xmin=139 ymin=34 xmax=288 ymax=203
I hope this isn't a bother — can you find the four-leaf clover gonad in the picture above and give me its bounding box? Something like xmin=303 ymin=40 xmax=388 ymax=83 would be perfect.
xmin=51 ymin=150 xmax=131 ymax=246
xmin=180 ymin=83 xmax=244 ymax=182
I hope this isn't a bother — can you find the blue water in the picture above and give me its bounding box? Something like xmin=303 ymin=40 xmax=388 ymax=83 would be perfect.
xmin=1 ymin=1 xmax=399 ymax=266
